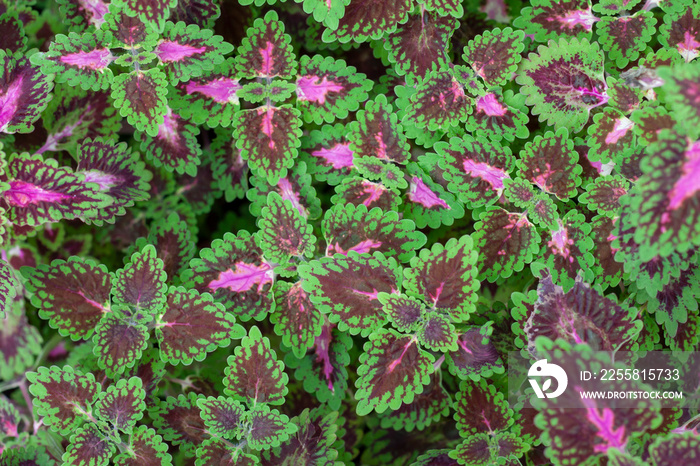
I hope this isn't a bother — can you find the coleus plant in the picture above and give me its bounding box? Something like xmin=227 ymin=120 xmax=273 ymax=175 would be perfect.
xmin=1 ymin=0 xmax=700 ymax=464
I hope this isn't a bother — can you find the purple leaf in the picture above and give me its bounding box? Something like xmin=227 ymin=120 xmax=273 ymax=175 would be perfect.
xmin=26 ymin=365 xmax=101 ymax=435
xmin=378 ymin=293 xmax=425 ymax=333
xmin=23 ymin=256 xmax=111 ymax=340
xmin=169 ymin=58 xmax=241 ymax=128
xmin=155 ymin=21 xmax=232 ymax=84
xmin=113 ymin=0 xmax=178 ymax=31
xmin=465 ymin=90 xmax=530 ymax=143
xmin=210 ymin=126 xmax=249 ymax=202
xmin=580 ymin=175 xmax=628 ymax=218
xmin=522 ymin=274 xmax=641 ymax=352
xmin=113 ymin=425 xmax=173 ymax=465
xmin=378 ymin=372 xmax=451 ymax=432
xmin=271 ymin=281 xmax=323 ymax=359
xmin=453 ymin=378 xmax=513 ymax=436
xmin=235 ymin=10 xmax=297 ymax=79
xmin=463 ymin=27 xmax=525 ymax=87
xmin=156 ymin=286 xmax=243 ymax=365
xmin=246 ymin=404 xmax=297 ymax=451
xmin=111 ymin=69 xmax=168 ymax=138
xmin=590 ymin=215 xmax=624 ymax=289
xmin=112 ymin=244 xmax=167 ymax=314
xmin=185 ymin=230 xmax=274 ymax=321
xmin=234 ymin=105 xmax=303 ymax=185
xmin=301 ymin=123 xmax=355 ymax=185
xmin=224 ymin=325 xmax=288 ymax=405
xmin=94 ymin=376 xmax=146 ymax=432
xmin=517 ymin=128 xmax=582 ymax=200
xmin=472 ymin=207 xmax=541 ymax=282
xmin=384 ymin=10 xmax=457 ymax=79
xmin=169 ymin=0 xmax=220 ymax=28
xmin=417 ymin=312 xmax=457 ymax=352
xmin=0 ymin=12 xmax=27 ymax=53
xmin=0 ymin=50 xmax=54 ymax=134
xmin=0 ymin=153 xmax=109 ymax=227
xmin=322 ymin=0 xmax=412 ymax=43
xmin=150 ymin=393 xmax=207 ymax=457
xmin=402 ymin=69 xmax=473 ymax=132
xmin=333 ymin=177 xmax=401 ymax=212
xmin=349 ymin=94 xmax=410 ymax=164
xmin=513 ymin=0 xmax=598 ymax=42
xmin=56 ymin=0 xmax=110 ymax=31
xmin=75 ymin=137 xmax=151 ymax=224
xmin=446 ymin=324 xmax=503 ymax=381
xmin=296 ymin=54 xmax=372 ymax=124
xmin=597 ymin=11 xmax=657 ymax=68
xmin=436 ymin=135 xmax=514 ymax=208
xmin=298 ymin=251 xmax=401 ymax=337
xmin=659 ymin=2 xmax=700 ymax=62
xmin=403 ymin=235 xmax=479 ymax=323
xmin=516 ymin=37 xmax=608 ymax=132
xmin=256 ymin=191 xmax=316 ymax=263
xmin=355 ymin=328 xmax=434 ymax=416
xmin=650 ymin=432 xmax=700 ymax=465
xmin=135 ymin=106 xmax=202 ymax=176
xmin=64 ymin=423 xmax=115 ymax=466
xmin=30 ymin=30 xmax=114 ymax=91
xmin=0 ymin=303 xmax=42 ymax=381
xmin=92 ymin=311 xmax=149 ymax=377
xmin=323 ymin=202 xmax=426 ymax=262
xmin=196 ymin=396 xmax=245 ymax=439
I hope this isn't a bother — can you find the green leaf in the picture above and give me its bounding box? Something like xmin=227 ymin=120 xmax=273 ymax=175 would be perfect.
xmin=256 ymin=191 xmax=315 ymax=263
xmin=355 ymin=328 xmax=434 ymax=416
xmin=246 ymin=404 xmax=298 ymax=451
xmin=196 ymin=396 xmax=245 ymax=440
xmin=111 ymin=69 xmax=168 ymax=138
xmin=113 ymin=425 xmax=173 ymax=465
xmin=113 ymin=244 xmax=167 ymax=317
xmin=63 ymin=423 xmax=115 ymax=466
xmin=92 ymin=310 xmax=149 ymax=378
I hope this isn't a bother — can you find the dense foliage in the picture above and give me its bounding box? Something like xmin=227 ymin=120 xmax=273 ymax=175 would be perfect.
xmin=1 ymin=0 xmax=700 ymax=464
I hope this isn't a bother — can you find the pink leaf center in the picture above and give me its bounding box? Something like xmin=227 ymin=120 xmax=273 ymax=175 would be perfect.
xmin=185 ymin=78 xmax=241 ymax=104
xmin=462 ymin=159 xmax=509 ymax=189
xmin=59 ymin=48 xmax=114 ymax=70
xmin=311 ymin=142 xmax=354 ymax=169
xmin=668 ymin=141 xmax=700 ymax=210
xmin=408 ymin=176 xmax=450 ymax=209
xmin=277 ymin=177 xmax=308 ymax=218
xmin=208 ymin=261 xmax=273 ymax=292
xmin=476 ymin=93 xmax=508 ymax=117
xmin=0 ymin=74 xmax=24 ymax=132
xmin=580 ymin=396 xmax=627 ymax=453
xmin=4 ymin=180 xmax=70 ymax=207
xmin=156 ymin=41 xmax=207 ymax=62
xmin=296 ymin=75 xmax=344 ymax=104
xmin=329 ymin=239 xmax=383 ymax=256
xmin=604 ymin=117 xmax=634 ymax=145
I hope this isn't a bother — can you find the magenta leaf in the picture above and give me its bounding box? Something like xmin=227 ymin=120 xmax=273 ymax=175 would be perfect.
xmin=301 ymin=123 xmax=355 ymax=185
xmin=30 ymin=30 xmax=114 ymax=92
xmin=271 ymin=281 xmax=323 ymax=358
xmin=517 ymin=128 xmax=582 ymax=200
xmin=135 ymin=106 xmax=202 ymax=176
xmin=0 ymin=153 xmax=109 ymax=227
xmin=384 ymin=10 xmax=457 ymax=79
xmin=155 ymin=20 xmax=232 ymax=84
xmin=234 ymin=105 xmax=303 ymax=185
xmin=355 ymin=328 xmax=434 ymax=416
xmin=224 ymin=325 xmax=288 ymax=405
xmin=235 ymin=10 xmax=297 ymax=79
xmin=169 ymin=58 xmax=241 ymax=128
xmin=26 ymin=365 xmax=101 ymax=435
xmin=0 ymin=396 xmax=19 ymax=438
xmin=23 ymin=256 xmax=111 ymax=340
xmin=403 ymin=163 xmax=465 ymax=229
xmin=323 ymin=202 xmax=426 ymax=262
xmin=403 ymin=235 xmax=479 ymax=323
xmin=0 ymin=50 xmax=54 ymax=134
xmin=298 ymin=251 xmax=401 ymax=337
xmin=111 ymin=69 xmax=168 ymax=138
xmin=150 ymin=392 xmax=207 ymax=457
xmin=75 ymin=138 xmax=151 ymax=225
xmin=436 ymin=135 xmax=515 ymax=208
xmin=349 ymin=94 xmax=410 ymax=164
xmin=247 ymin=160 xmax=322 ymax=220
xmin=587 ymin=108 xmax=636 ymax=163
xmin=522 ymin=274 xmax=641 ymax=352
xmin=185 ymin=230 xmax=274 ymax=321
xmin=465 ymin=90 xmax=530 ymax=143
xmin=156 ymin=286 xmax=243 ymax=365
xmin=322 ymin=0 xmax=412 ymax=43
xmin=472 ymin=207 xmax=541 ymax=282
xmin=296 ymin=54 xmax=372 ymax=124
